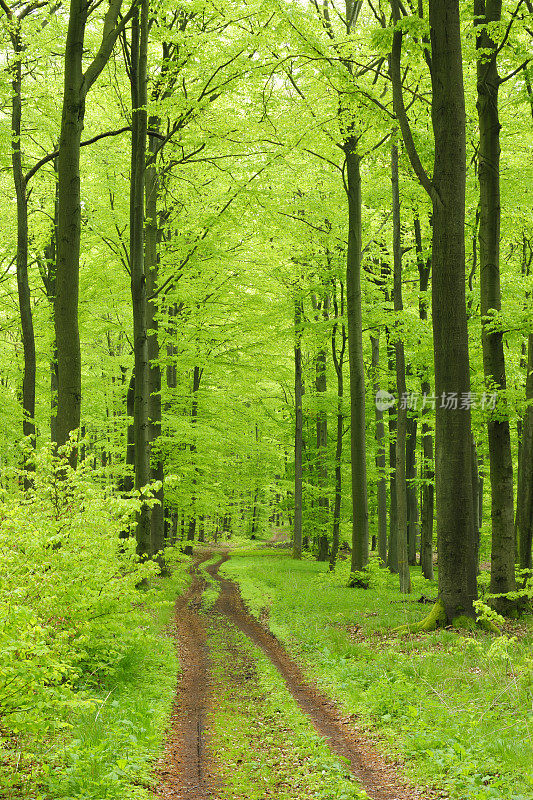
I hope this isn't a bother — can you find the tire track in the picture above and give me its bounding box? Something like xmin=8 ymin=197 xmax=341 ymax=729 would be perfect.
xmin=155 ymin=554 xmax=215 ymax=800
xmin=208 ymin=552 xmax=421 ymax=800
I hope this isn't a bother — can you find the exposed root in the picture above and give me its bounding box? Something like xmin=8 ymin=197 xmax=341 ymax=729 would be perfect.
xmin=393 ymin=599 xmax=447 ymax=633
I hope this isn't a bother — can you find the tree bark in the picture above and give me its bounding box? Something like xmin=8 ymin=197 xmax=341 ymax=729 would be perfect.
xmin=406 ymin=414 xmax=419 ymax=566
xmin=10 ymin=24 xmax=36 ymax=473
xmin=293 ymin=294 xmax=304 ymax=559
xmin=329 ymin=287 xmax=346 ymax=570
xmin=475 ymin=0 xmax=516 ymax=611
xmin=314 ymin=294 xmax=329 ymax=561
xmin=429 ymin=0 xmax=477 ymax=618
xmin=344 ymin=137 xmax=369 ymax=573
xmin=187 ymin=365 xmax=202 ymax=545
xmin=54 ymin=0 xmax=128 ymax=455
xmin=371 ymin=334 xmax=387 ymax=565
xmin=386 ymin=326 xmax=398 ymax=573
xmin=517 ymin=334 xmax=533 ymax=572
xmin=130 ymin=0 xmax=150 ymax=559
xmin=414 ymin=215 xmax=434 ymax=580
xmin=391 ymin=140 xmax=410 ymax=594
xmin=145 ymin=126 xmax=165 ymax=565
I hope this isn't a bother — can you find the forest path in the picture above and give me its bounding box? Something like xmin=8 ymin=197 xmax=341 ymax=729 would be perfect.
xmin=155 ymin=551 xmax=422 ymax=800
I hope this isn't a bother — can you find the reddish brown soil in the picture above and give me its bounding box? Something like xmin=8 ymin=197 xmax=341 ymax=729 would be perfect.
xmin=154 ymin=556 xmax=216 ymax=800
xmin=155 ymin=551 xmax=426 ymax=800
xmin=208 ymin=553 xmax=424 ymax=800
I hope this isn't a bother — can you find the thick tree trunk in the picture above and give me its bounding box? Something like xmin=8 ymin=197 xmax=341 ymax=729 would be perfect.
xmin=344 ymin=138 xmax=369 ymax=573
xmin=430 ymin=0 xmax=477 ymax=619
xmin=293 ymin=295 xmax=303 ymax=559
xmin=130 ymin=0 xmax=150 ymax=559
xmin=371 ymin=334 xmax=387 ymax=565
xmin=54 ymin=0 xmax=87 ymax=454
xmin=145 ymin=127 xmax=165 ymax=565
xmin=475 ymin=0 xmax=516 ymax=612
xmin=391 ymin=141 xmax=410 ymax=594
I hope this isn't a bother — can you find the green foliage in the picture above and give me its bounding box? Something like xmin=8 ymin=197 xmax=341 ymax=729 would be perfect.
xmin=0 ymin=449 xmax=182 ymax=799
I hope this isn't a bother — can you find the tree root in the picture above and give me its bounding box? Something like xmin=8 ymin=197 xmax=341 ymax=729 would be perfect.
xmin=393 ymin=599 xmax=501 ymax=635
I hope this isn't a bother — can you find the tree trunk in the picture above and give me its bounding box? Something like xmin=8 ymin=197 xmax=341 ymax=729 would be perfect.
xmin=293 ymin=294 xmax=304 ymax=559
xmin=314 ymin=295 xmax=329 ymax=562
xmin=517 ymin=334 xmax=533 ymax=572
xmin=414 ymin=215 xmax=434 ymax=580
xmin=130 ymin=0 xmax=150 ymax=559
xmin=430 ymin=0 xmax=477 ymax=619
xmin=11 ymin=26 xmax=36 ymax=472
xmin=391 ymin=140 xmax=410 ymax=594
xmin=386 ymin=327 xmax=398 ymax=573
xmin=371 ymin=334 xmax=387 ymax=565
xmin=330 ymin=283 xmax=346 ymax=571
xmin=475 ymin=0 xmax=516 ymax=612
xmin=54 ymin=0 xmax=126 ymax=455
xmin=54 ymin=0 xmax=87 ymax=454
xmin=187 ymin=365 xmax=202 ymax=544
xmin=145 ymin=127 xmax=165 ymax=566
xmin=344 ymin=137 xmax=369 ymax=574
xmin=406 ymin=414 xmax=418 ymax=565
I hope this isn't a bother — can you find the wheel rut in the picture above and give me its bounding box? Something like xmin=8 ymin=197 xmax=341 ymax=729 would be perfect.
xmin=154 ymin=554 xmax=215 ymax=800
xmin=155 ymin=550 xmax=423 ymax=800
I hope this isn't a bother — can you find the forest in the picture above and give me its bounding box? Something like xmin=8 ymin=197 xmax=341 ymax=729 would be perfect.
xmin=0 ymin=0 xmax=532 ymax=797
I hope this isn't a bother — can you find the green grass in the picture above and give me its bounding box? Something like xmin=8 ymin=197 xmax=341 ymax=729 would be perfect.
xmin=208 ymin=618 xmax=369 ymax=800
xmin=221 ymin=551 xmax=533 ymax=800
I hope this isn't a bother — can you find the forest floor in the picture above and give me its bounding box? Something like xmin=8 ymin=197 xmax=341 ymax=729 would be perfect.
xmin=153 ymin=550 xmax=428 ymax=800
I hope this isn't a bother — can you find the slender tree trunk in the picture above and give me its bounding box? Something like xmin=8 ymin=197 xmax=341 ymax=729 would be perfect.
xmin=414 ymin=215 xmax=434 ymax=580
xmin=130 ymin=0 xmax=150 ymax=559
xmin=314 ymin=295 xmax=329 ymax=562
xmin=430 ymin=0 xmax=477 ymax=619
xmin=406 ymin=414 xmax=418 ymax=565
xmin=145 ymin=126 xmax=165 ymax=565
xmin=472 ymin=436 xmax=481 ymax=572
xmin=330 ymin=284 xmax=346 ymax=571
xmin=391 ymin=141 xmax=410 ymax=594
xmin=475 ymin=0 xmax=516 ymax=612
xmin=293 ymin=294 xmax=303 ymax=559
xmin=386 ymin=326 xmax=398 ymax=573
xmin=371 ymin=334 xmax=387 ymax=564
xmin=344 ymin=137 xmax=369 ymax=573
xmin=517 ymin=334 xmax=533 ymax=572
xmin=10 ymin=27 xmax=36 ymax=471
xmin=187 ymin=365 xmax=202 ymax=546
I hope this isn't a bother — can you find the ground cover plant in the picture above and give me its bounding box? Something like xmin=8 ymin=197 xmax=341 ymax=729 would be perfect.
xmin=0 ymin=453 xmax=188 ymax=799
xmin=221 ymin=549 xmax=533 ymax=800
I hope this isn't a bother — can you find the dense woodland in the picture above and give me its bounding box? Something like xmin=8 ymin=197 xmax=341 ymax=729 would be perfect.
xmin=0 ymin=0 xmax=532 ymax=797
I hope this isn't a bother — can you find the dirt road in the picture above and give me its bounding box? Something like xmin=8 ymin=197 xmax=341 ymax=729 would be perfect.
xmin=154 ymin=552 xmax=422 ymax=800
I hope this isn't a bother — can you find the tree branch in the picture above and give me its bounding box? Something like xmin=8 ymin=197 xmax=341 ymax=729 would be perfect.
xmin=25 ymin=126 xmax=131 ymax=183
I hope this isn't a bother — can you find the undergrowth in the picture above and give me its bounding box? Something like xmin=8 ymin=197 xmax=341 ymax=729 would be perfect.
xmin=221 ymin=551 xmax=533 ymax=800
xmin=0 ymin=450 xmax=189 ymax=799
